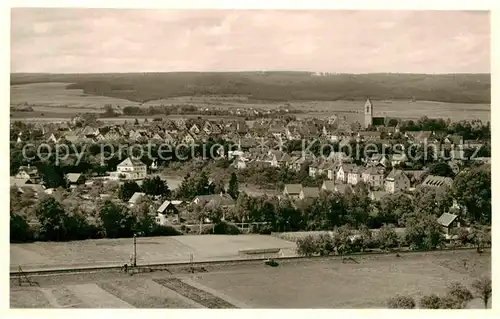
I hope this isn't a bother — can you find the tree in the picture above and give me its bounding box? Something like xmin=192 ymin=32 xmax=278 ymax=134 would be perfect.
xmin=141 ymin=176 xmax=170 ymax=197
xmin=472 ymin=277 xmax=491 ymax=309
xmin=404 ymin=215 xmax=444 ymax=251
xmin=387 ymin=295 xmax=416 ymax=309
xmin=315 ymin=233 xmax=334 ymax=256
xmin=445 ymin=282 xmax=473 ymax=309
xmin=427 ymin=162 xmax=455 ymax=178
xmin=65 ymin=210 xmax=96 ymax=240
xmin=35 ymin=197 xmax=70 ymax=241
xmin=451 ymin=227 xmax=470 ymax=246
xmin=134 ymin=118 xmax=139 ymax=125
xmin=195 ymin=171 xmax=211 ymax=196
xmin=10 ymin=212 xmax=32 ymax=242
xmin=332 ymin=225 xmax=353 ymax=255
xmin=118 ymin=180 xmax=141 ymax=201
xmin=379 ymin=192 xmax=414 ymax=226
xmin=38 ymin=164 xmax=67 ymax=189
xmin=419 ymin=294 xmax=442 ymax=309
xmin=228 ymin=172 xmax=239 ymax=199
xmin=469 ymin=225 xmax=491 ymax=249
xmin=377 ymin=224 xmax=399 ymax=250
xmin=355 ymin=225 xmax=373 ymax=252
xmin=98 ymin=200 xmax=136 ymax=238
xmin=296 ymin=235 xmax=318 ymax=257
xmin=453 ymin=167 xmax=491 ymax=224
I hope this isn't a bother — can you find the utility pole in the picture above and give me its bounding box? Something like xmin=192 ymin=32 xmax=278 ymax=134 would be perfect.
xmin=133 ymin=234 xmax=137 ymax=267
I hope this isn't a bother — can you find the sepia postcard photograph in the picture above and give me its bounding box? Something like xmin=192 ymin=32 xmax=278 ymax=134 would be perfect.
xmin=7 ymin=3 xmax=492 ymax=311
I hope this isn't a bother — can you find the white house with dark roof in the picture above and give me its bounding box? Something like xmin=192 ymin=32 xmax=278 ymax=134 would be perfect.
xmin=110 ymin=157 xmax=147 ymax=180
xmin=336 ymin=163 xmax=356 ymax=183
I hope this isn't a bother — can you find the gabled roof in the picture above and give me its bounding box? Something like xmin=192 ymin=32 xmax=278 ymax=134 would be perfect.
xmin=284 ymin=184 xmax=302 ymax=195
xmin=421 ymin=175 xmax=453 ymax=188
xmin=128 ymin=192 xmax=145 ymax=204
xmin=301 ymin=187 xmax=320 ymax=198
xmin=194 ymin=194 xmax=235 ymax=207
xmin=322 ymin=180 xmax=336 ymax=191
xmin=386 ymin=169 xmax=408 ymax=181
xmin=340 ymin=164 xmax=357 ymax=173
xmin=363 ymin=166 xmax=384 ymax=175
xmin=117 ymin=157 xmax=146 ymax=168
xmin=437 ymin=213 xmax=458 ymax=227
xmin=157 ymin=200 xmax=183 ymax=213
xmin=66 ymin=173 xmax=82 ymax=183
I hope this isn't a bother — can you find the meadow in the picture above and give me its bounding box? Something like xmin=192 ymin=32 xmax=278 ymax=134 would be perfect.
xmin=10 ymin=249 xmax=491 ymax=308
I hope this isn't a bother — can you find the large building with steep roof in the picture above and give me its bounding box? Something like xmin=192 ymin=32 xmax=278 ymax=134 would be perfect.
xmin=110 ymin=157 xmax=147 ymax=180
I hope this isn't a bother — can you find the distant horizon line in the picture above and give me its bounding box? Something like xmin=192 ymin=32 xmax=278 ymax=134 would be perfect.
xmin=10 ymin=71 xmax=491 ymax=75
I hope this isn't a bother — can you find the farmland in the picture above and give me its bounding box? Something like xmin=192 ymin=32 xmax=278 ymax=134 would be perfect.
xmin=10 ymin=249 xmax=491 ymax=308
xmin=10 ymin=82 xmax=490 ymax=122
xmin=10 ymin=82 xmax=140 ymax=109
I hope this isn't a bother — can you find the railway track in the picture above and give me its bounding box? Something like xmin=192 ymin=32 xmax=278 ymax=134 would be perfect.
xmin=10 ymin=247 xmax=487 ymax=278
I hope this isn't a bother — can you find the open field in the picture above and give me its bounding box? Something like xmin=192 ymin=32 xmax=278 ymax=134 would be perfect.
xmin=10 ymin=235 xmax=297 ymax=272
xmin=10 ymin=82 xmax=140 ymax=108
xmin=10 ymin=250 xmax=491 ymax=308
xmin=10 ymin=81 xmax=490 ymax=122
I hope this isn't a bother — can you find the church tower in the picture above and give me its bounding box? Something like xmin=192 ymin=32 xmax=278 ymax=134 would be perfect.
xmin=364 ymin=98 xmax=373 ymax=129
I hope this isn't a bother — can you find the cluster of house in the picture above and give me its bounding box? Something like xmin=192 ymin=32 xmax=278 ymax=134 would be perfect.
xmin=282 ymin=171 xmax=453 ymax=200
xmin=13 ymin=99 xmax=489 ymax=152
xmin=9 ymin=156 xmax=467 ymax=238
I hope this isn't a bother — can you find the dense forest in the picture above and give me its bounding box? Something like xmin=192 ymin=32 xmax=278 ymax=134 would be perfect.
xmin=10 ymin=72 xmax=491 ymax=104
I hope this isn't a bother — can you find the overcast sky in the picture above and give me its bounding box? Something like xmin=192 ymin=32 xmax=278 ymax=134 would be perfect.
xmin=10 ymin=9 xmax=490 ymax=73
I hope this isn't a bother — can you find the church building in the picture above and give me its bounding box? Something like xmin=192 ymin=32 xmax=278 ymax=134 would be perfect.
xmin=363 ymin=98 xmax=386 ymax=129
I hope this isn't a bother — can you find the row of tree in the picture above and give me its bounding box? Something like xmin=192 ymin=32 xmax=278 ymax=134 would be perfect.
xmin=10 ymin=197 xmax=180 ymax=243
xmin=295 ymin=223 xmax=491 ymax=257
xmin=387 ymin=278 xmax=491 ymax=309
xmin=227 ymin=167 xmax=490 ymax=234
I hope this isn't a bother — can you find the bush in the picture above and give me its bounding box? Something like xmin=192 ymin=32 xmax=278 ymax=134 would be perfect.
xmin=451 ymin=227 xmax=470 ymax=246
xmin=296 ymin=235 xmax=318 ymax=257
xmin=377 ymin=224 xmax=400 ymax=250
xmin=387 ymin=295 xmax=416 ymax=309
xmin=250 ymin=224 xmax=273 ymax=235
xmin=201 ymin=222 xmax=241 ymax=235
xmin=151 ymin=225 xmax=182 ymax=236
xmin=10 ymin=213 xmax=33 ymax=243
xmin=420 ymin=294 xmax=442 ymax=309
xmin=445 ymin=282 xmax=473 ymax=309
xmin=315 ymin=233 xmax=334 ymax=256
xmin=212 ymin=221 xmax=241 ymax=235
